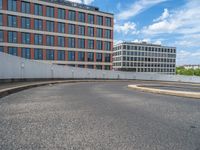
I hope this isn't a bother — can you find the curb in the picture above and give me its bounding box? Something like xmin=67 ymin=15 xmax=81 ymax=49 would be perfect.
xmin=128 ymin=85 xmax=200 ymax=99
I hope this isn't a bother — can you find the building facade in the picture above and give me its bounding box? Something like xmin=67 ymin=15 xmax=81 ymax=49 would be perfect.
xmin=182 ymin=65 xmax=200 ymax=69
xmin=113 ymin=42 xmax=176 ymax=75
xmin=0 ymin=0 xmax=113 ymax=70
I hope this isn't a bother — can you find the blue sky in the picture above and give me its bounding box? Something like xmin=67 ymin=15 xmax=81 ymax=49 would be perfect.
xmin=70 ymin=0 xmax=200 ymax=65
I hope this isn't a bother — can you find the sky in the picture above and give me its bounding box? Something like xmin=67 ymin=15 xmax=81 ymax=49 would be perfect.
xmin=69 ymin=0 xmax=200 ymax=65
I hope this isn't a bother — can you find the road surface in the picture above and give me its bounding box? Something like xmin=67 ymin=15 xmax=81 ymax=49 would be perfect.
xmin=0 ymin=81 xmax=200 ymax=149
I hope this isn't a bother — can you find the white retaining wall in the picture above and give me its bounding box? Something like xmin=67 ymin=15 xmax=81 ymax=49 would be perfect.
xmin=1 ymin=52 xmax=200 ymax=83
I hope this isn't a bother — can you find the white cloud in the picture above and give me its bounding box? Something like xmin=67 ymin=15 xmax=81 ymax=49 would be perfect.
xmin=68 ymin=0 xmax=94 ymax=5
xmin=116 ymin=0 xmax=168 ymax=20
xmin=115 ymin=22 xmax=138 ymax=34
xmin=153 ymin=8 xmax=169 ymax=22
xmin=177 ymin=50 xmax=200 ymax=65
xmin=132 ymin=38 xmax=162 ymax=45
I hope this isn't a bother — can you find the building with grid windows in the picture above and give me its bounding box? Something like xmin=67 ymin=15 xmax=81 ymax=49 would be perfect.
xmin=113 ymin=42 xmax=176 ymax=75
xmin=0 ymin=0 xmax=113 ymax=70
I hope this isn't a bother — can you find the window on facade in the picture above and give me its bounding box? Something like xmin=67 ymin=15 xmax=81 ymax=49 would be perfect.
xmin=104 ymin=42 xmax=111 ymax=51
xmin=34 ymin=34 xmax=43 ymax=45
xmin=0 ymin=30 xmax=3 ymax=42
xmin=46 ymin=6 xmax=54 ymax=17
xmin=46 ymin=49 xmax=54 ymax=60
xmin=68 ymin=51 xmax=75 ymax=61
xmin=105 ymin=65 xmax=110 ymax=70
xmin=78 ymin=25 xmax=85 ymax=35
xmin=21 ymin=48 xmax=30 ymax=59
xmin=68 ymin=24 xmax=76 ymax=34
xmin=46 ymin=21 xmax=54 ymax=32
xmin=46 ymin=35 xmax=54 ymax=46
xmin=88 ymin=14 xmax=94 ymax=24
xmin=88 ymin=27 xmax=94 ymax=37
xmin=0 ymin=0 xmax=2 ymax=10
xmin=8 ymin=0 xmax=17 ymax=11
xmin=34 ymin=49 xmax=43 ymax=60
xmin=78 ymin=12 xmax=85 ymax=22
xmin=8 ymin=31 xmax=17 ymax=43
xmin=21 ymin=1 xmax=30 ymax=13
xmin=97 ymin=16 xmax=103 ymax=25
xmin=0 ymin=14 xmax=2 ymax=26
xmin=105 ymin=53 xmax=111 ymax=62
xmin=0 ymin=46 xmax=3 ymax=52
xmin=57 ymin=50 xmax=65 ymax=61
xmin=78 ymin=39 xmax=85 ymax=48
xmin=34 ymin=4 xmax=42 ymax=16
xmin=8 ymin=47 xmax=17 ymax=56
xmin=96 ymin=65 xmax=102 ymax=70
xmin=58 ymin=22 xmax=65 ymax=33
xmin=22 ymin=33 xmax=30 ymax=44
xmin=58 ymin=8 xmax=65 ymax=19
xmin=105 ymin=17 xmax=111 ymax=26
xmin=58 ymin=36 xmax=65 ymax=47
xmin=105 ymin=29 xmax=111 ymax=39
xmin=97 ymin=28 xmax=103 ymax=37
xmin=96 ymin=40 xmax=102 ymax=50
xmin=68 ymin=37 xmax=75 ymax=48
xmin=96 ymin=53 xmax=102 ymax=62
xmin=78 ymin=52 xmax=84 ymax=61
xmin=87 ymin=52 xmax=94 ymax=62
xmin=8 ymin=15 xmax=17 ymax=27
xmin=21 ymin=17 xmax=30 ymax=29
xmin=68 ymin=10 xmax=76 ymax=21
xmin=34 ymin=19 xmax=43 ymax=30
xmin=88 ymin=40 xmax=94 ymax=49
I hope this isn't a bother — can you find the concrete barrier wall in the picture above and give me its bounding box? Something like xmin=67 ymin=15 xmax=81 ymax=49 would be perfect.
xmin=1 ymin=52 xmax=200 ymax=83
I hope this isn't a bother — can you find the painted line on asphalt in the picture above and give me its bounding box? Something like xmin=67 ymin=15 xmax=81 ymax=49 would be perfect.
xmin=128 ymin=85 xmax=200 ymax=99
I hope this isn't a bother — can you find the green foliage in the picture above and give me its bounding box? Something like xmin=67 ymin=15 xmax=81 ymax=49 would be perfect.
xmin=176 ymin=67 xmax=200 ymax=76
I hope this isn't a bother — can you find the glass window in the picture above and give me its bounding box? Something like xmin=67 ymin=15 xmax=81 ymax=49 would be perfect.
xmin=22 ymin=33 xmax=30 ymax=44
xmin=8 ymin=47 xmax=17 ymax=56
xmin=105 ymin=53 xmax=111 ymax=62
xmin=46 ymin=21 xmax=54 ymax=32
xmin=46 ymin=6 xmax=54 ymax=18
xmin=0 ymin=30 xmax=3 ymax=42
xmin=96 ymin=65 xmax=102 ymax=70
xmin=78 ymin=25 xmax=85 ymax=35
xmin=34 ymin=34 xmax=43 ymax=45
xmin=21 ymin=17 xmax=30 ymax=29
xmin=58 ymin=36 xmax=65 ymax=47
xmin=97 ymin=16 xmax=103 ymax=25
xmin=58 ymin=22 xmax=65 ymax=33
xmin=0 ymin=14 xmax=2 ymax=26
xmin=8 ymin=15 xmax=17 ymax=27
xmin=78 ymin=52 xmax=84 ymax=61
xmin=8 ymin=31 xmax=17 ymax=43
xmin=68 ymin=24 xmax=75 ymax=34
xmin=21 ymin=1 xmax=30 ymax=13
xmin=105 ymin=17 xmax=111 ymax=26
xmin=46 ymin=35 xmax=54 ymax=46
xmin=104 ymin=42 xmax=111 ymax=51
xmin=8 ymin=0 xmax=17 ymax=11
xmin=96 ymin=40 xmax=102 ymax=50
xmin=88 ymin=27 xmax=94 ymax=37
xmin=97 ymin=28 xmax=103 ymax=37
xmin=96 ymin=53 xmax=102 ymax=62
xmin=68 ymin=51 xmax=75 ymax=61
xmin=57 ymin=50 xmax=65 ymax=61
xmin=58 ymin=8 xmax=65 ymax=19
xmin=0 ymin=0 xmax=2 ymax=10
xmin=78 ymin=39 xmax=85 ymax=49
xmin=46 ymin=49 xmax=54 ymax=60
xmin=68 ymin=10 xmax=76 ymax=21
xmin=21 ymin=48 xmax=30 ymax=59
xmin=78 ymin=12 xmax=85 ymax=22
xmin=88 ymin=40 xmax=94 ymax=49
xmin=34 ymin=49 xmax=43 ymax=60
xmin=88 ymin=14 xmax=94 ymax=24
xmin=87 ymin=52 xmax=94 ymax=62
xmin=34 ymin=19 xmax=43 ymax=30
xmin=68 ymin=37 xmax=75 ymax=48
xmin=34 ymin=4 xmax=42 ymax=16
xmin=105 ymin=29 xmax=111 ymax=39
xmin=0 ymin=46 xmax=3 ymax=52
xmin=105 ymin=65 xmax=110 ymax=70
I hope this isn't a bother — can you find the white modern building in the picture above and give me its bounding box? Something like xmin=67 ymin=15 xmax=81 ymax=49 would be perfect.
xmin=182 ymin=65 xmax=200 ymax=69
xmin=113 ymin=42 xmax=176 ymax=75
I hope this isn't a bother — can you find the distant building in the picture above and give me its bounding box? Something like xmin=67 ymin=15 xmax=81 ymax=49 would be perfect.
xmin=0 ymin=0 xmax=113 ymax=70
xmin=182 ymin=65 xmax=200 ymax=69
xmin=113 ymin=42 xmax=176 ymax=75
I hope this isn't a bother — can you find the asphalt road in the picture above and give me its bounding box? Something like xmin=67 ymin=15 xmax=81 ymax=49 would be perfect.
xmin=0 ymin=81 xmax=200 ymax=150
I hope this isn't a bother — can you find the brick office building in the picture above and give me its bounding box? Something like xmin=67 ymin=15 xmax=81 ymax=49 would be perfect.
xmin=0 ymin=0 xmax=113 ymax=70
